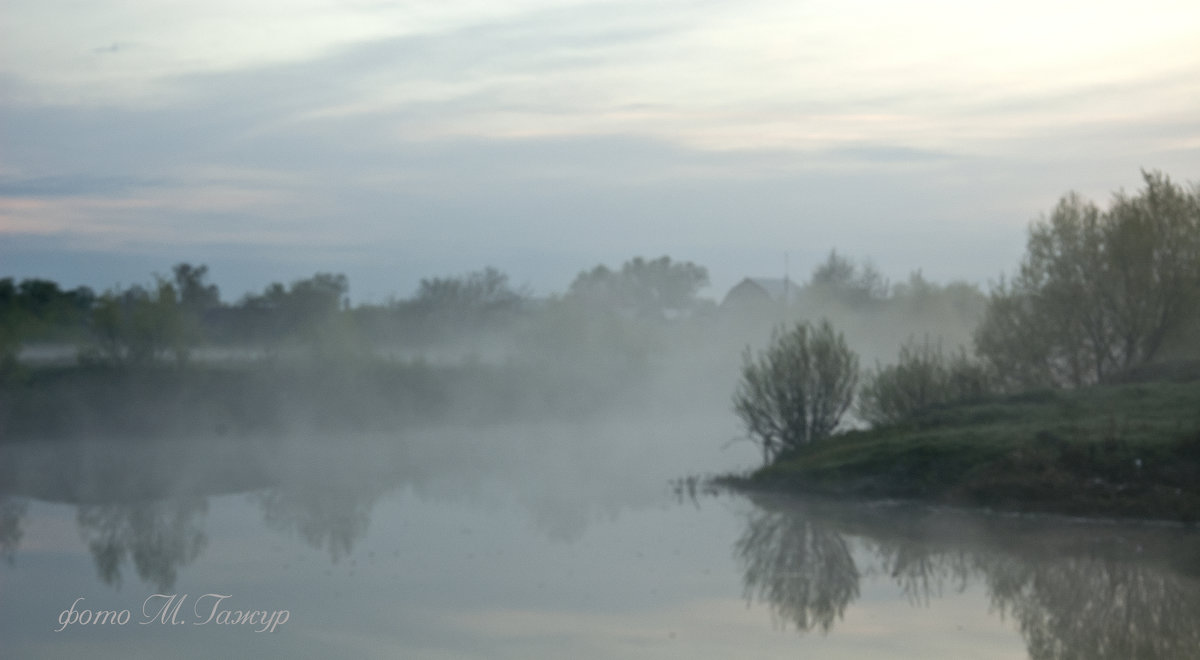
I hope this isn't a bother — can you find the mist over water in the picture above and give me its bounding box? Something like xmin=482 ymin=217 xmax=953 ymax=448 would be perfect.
xmin=3 ymin=422 xmax=1199 ymax=658
xmin=2 ymin=253 xmax=1197 ymax=658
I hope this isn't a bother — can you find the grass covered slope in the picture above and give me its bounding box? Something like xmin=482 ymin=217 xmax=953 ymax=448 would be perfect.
xmin=739 ymin=379 xmax=1200 ymax=522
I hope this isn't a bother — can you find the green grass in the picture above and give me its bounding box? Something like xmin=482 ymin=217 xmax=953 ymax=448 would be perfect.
xmin=738 ymin=380 xmax=1200 ymax=522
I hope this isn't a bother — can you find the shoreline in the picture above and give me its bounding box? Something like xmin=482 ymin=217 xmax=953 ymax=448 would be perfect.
xmin=719 ymin=378 xmax=1200 ymax=524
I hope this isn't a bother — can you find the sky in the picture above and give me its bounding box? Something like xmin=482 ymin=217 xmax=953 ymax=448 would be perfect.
xmin=2 ymin=0 xmax=1198 ymax=302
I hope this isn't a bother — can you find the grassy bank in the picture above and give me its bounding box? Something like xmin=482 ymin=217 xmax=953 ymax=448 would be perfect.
xmin=728 ymin=379 xmax=1200 ymax=522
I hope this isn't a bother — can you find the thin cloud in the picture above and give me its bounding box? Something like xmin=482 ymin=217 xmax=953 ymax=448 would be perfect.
xmin=0 ymin=174 xmax=165 ymax=198
xmin=1 ymin=0 xmax=1196 ymax=297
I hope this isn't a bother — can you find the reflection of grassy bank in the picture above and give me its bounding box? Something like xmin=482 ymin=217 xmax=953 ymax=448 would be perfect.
xmin=0 ymin=360 xmax=640 ymax=441
xmin=729 ymin=379 xmax=1200 ymax=522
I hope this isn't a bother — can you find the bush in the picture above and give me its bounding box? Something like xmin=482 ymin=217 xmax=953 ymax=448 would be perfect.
xmin=733 ymin=320 xmax=859 ymax=464
xmin=858 ymin=337 xmax=993 ymax=427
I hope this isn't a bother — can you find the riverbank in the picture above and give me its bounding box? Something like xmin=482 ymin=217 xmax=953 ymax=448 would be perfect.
xmin=723 ymin=378 xmax=1200 ymax=522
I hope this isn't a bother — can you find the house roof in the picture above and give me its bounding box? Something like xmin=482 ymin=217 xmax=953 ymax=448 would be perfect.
xmin=722 ymin=277 xmax=798 ymax=307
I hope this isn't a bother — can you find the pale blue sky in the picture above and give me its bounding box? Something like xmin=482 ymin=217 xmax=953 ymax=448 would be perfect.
xmin=2 ymin=0 xmax=1198 ymax=301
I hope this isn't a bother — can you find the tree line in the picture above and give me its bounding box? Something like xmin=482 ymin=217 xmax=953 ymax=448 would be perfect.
xmin=1 ymin=244 xmax=997 ymax=374
xmin=0 ymin=257 xmax=720 ymax=368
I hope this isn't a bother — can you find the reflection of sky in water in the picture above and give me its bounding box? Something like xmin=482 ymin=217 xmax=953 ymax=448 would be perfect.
xmin=3 ymin=493 xmax=1030 ymax=659
xmin=2 ymin=420 xmax=1199 ymax=658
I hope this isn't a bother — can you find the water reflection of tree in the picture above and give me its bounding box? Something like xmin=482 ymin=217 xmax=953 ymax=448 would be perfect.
xmin=982 ymin=554 xmax=1200 ymax=660
xmin=735 ymin=505 xmax=859 ymax=633
xmin=0 ymin=496 xmax=28 ymax=565
xmin=256 ymin=480 xmax=389 ymax=563
xmin=868 ymin=538 xmax=971 ymax=606
xmin=75 ymin=498 xmax=207 ymax=590
xmin=734 ymin=495 xmax=1200 ymax=658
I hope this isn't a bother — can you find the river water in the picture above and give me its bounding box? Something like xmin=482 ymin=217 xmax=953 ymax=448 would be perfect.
xmin=2 ymin=417 xmax=1198 ymax=659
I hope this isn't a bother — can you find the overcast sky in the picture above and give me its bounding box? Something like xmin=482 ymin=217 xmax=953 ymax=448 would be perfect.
xmin=2 ymin=0 xmax=1198 ymax=301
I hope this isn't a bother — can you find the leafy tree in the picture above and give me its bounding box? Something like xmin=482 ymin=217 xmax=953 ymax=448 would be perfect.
xmin=0 ymin=279 xmax=15 ymax=312
xmin=287 ymin=273 xmax=348 ymax=321
xmin=15 ymin=279 xmax=64 ymax=315
xmin=1103 ymin=173 xmax=1200 ymax=364
xmin=0 ymin=277 xmax=94 ymax=348
xmin=807 ymin=249 xmax=888 ymax=306
xmin=891 ymin=271 xmax=987 ymax=316
xmin=567 ymin=255 xmax=709 ymax=318
xmin=171 ymin=263 xmax=220 ymax=314
xmin=85 ymin=279 xmax=194 ymax=366
xmin=733 ymin=320 xmax=859 ymax=463
xmin=976 ymin=171 xmax=1200 ymax=388
xmin=413 ymin=267 xmax=525 ymax=316
xmin=237 ymin=273 xmax=350 ymax=349
xmin=393 ymin=267 xmax=529 ymax=347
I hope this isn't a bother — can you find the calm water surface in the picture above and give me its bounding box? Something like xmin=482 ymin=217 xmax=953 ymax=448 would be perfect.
xmin=2 ymin=417 xmax=1198 ymax=659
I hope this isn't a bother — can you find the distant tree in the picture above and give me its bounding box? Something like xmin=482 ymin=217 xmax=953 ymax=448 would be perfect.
xmin=976 ymin=171 xmax=1200 ymax=388
xmin=85 ymin=279 xmax=194 ymax=366
xmin=15 ymin=279 xmax=64 ymax=315
xmin=171 ymin=263 xmax=220 ymax=313
xmin=0 ymin=278 xmax=93 ymax=345
xmin=0 ymin=279 xmax=24 ymax=373
xmin=398 ymin=267 xmax=529 ymax=347
xmin=0 ymin=278 xmax=14 ymax=307
xmin=807 ymin=250 xmax=888 ymax=305
xmin=233 ymin=283 xmax=288 ymax=348
xmin=810 ymin=250 xmax=857 ymax=289
xmin=733 ymin=320 xmax=859 ymax=464
xmin=567 ymin=255 xmax=709 ymax=318
xmin=287 ymin=273 xmax=348 ymax=320
xmin=236 ymin=273 xmax=351 ymax=352
xmin=414 ymin=267 xmax=525 ymax=316
xmin=889 ymin=270 xmax=938 ymax=302
xmin=889 ymin=271 xmax=988 ymax=332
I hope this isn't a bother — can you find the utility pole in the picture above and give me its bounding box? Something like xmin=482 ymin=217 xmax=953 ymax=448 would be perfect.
xmin=783 ymin=252 xmax=790 ymax=307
